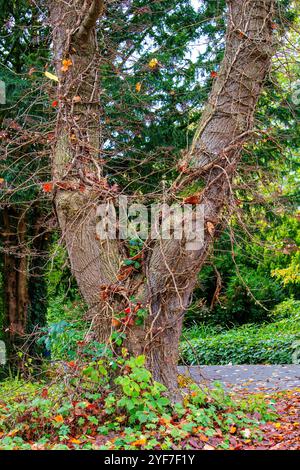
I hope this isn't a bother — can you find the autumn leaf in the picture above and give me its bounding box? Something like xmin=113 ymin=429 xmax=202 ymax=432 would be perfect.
xmin=229 ymin=425 xmax=237 ymax=434
xmin=148 ymin=58 xmax=159 ymax=69
xmin=112 ymin=318 xmax=121 ymax=328
xmin=121 ymin=347 xmax=128 ymax=358
xmin=53 ymin=415 xmax=64 ymax=423
xmin=135 ymin=82 xmax=142 ymax=93
xmin=210 ymin=71 xmax=218 ymax=78
xmin=45 ymin=71 xmax=59 ymax=82
xmin=46 ymin=132 xmax=55 ymax=142
xmin=61 ymin=58 xmax=73 ymax=72
xmin=51 ymin=100 xmax=59 ymax=107
xmin=203 ymin=444 xmax=215 ymax=450
xmin=70 ymin=438 xmax=81 ymax=445
xmin=207 ymin=221 xmax=215 ymax=236
xmin=178 ymin=161 xmax=189 ymax=173
xmin=42 ymin=182 xmax=53 ymax=193
xmin=28 ymin=67 xmax=36 ymax=76
xmin=117 ymin=266 xmax=134 ymax=281
xmin=41 ymin=388 xmax=48 ymax=399
xmin=131 ymin=437 xmax=147 ymax=446
xmin=183 ymin=194 xmax=201 ymax=205
xmin=8 ymin=429 xmax=20 ymax=437
xmin=72 ymin=95 xmax=81 ymax=103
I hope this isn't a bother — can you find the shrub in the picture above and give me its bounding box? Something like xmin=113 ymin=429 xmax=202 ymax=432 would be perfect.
xmin=181 ymin=313 xmax=300 ymax=365
xmin=272 ymin=297 xmax=300 ymax=320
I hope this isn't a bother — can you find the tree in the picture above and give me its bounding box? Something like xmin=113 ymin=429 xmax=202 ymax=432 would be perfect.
xmin=48 ymin=0 xmax=276 ymax=398
xmin=0 ymin=0 xmax=50 ymax=358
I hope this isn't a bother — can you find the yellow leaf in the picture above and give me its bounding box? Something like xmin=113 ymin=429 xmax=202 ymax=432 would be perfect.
xmin=274 ymin=423 xmax=281 ymax=429
xmin=70 ymin=438 xmax=81 ymax=444
xmin=45 ymin=71 xmax=59 ymax=82
xmin=229 ymin=425 xmax=237 ymax=434
xmin=131 ymin=438 xmax=147 ymax=447
xmin=121 ymin=347 xmax=128 ymax=358
xmin=135 ymin=82 xmax=142 ymax=93
xmin=148 ymin=58 xmax=159 ymax=69
xmin=116 ymin=415 xmax=126 ymax=423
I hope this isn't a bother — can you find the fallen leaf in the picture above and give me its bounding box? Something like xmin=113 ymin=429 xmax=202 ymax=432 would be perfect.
xmin=70 ymin=438 xmax=81 ymax=445
xmin=53 ymin=415 xmax=64 ymax=423
xmin=135 ymin=82 xmax=142 ymax=93
xmin=131 ymin=438 xmax=147 ymax=446
xmin=229 ymin=426 xmax=237 ymax=434
xmin=203 ymin=444 xmax=215 ymax=450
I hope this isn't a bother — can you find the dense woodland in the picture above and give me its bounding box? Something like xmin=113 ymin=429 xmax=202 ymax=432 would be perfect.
xmin=0 ymin=0 xmax=299 ymax=451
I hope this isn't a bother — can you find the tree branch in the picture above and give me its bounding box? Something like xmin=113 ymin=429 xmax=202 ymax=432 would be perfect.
xmin=75 ymin=0 xmax=104 ymax=41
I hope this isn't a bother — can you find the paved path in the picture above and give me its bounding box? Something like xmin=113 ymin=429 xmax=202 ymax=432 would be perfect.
xmin=178 ymin=365 xmax=300 ymax=392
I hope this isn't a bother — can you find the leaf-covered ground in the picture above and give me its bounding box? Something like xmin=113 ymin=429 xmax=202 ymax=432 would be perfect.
xmin=0 ymin=350 xmax=299 ymax=451
xmin=0 ymin=369 xmax=299 ymax=450
xmin=236 ymin=389 xmax=300 ymax=450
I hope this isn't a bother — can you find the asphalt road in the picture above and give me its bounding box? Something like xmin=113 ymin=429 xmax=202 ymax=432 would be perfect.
xmin=178 ymin=365 xmax=300 ymax=392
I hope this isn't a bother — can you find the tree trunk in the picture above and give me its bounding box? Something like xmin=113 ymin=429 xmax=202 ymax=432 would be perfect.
xmin=49 ymin=0 xmax=275 ymax=399
xmin=27 ymin=205 xmax=50 ymax=350
xmin=1 ymin=206 xmax=28 ymax=345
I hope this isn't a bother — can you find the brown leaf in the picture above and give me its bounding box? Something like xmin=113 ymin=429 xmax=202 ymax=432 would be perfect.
xmin=207 ymin=221 xmax=215 ymax=236
xmin=183 ymin=194 xmax=201 ymax=205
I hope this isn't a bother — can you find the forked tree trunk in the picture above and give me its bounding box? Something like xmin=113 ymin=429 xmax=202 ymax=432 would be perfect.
xmin=49 ymin=0 xmax=275 ymax=399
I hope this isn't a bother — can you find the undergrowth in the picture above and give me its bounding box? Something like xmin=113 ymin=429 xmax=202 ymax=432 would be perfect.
xmin=0 ymin=342 xmax=278 ymax=450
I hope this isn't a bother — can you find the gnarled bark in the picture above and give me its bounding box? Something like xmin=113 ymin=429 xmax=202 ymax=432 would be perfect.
xmin=49 ymin=0 xmax=275 ymax=399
